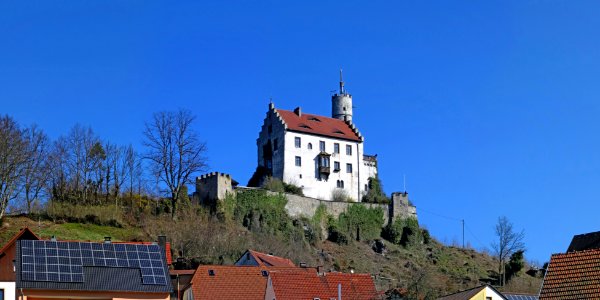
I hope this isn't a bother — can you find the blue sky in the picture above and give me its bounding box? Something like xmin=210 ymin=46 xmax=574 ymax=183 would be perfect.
xmin=2 ymin=1 xmax=600 ymax=264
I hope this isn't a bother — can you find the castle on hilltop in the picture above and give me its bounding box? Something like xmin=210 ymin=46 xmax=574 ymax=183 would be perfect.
xmin=255 ymin=71 xmax=377 ymax=201
xmin=193 ymin=71 xmax=417 ymax=224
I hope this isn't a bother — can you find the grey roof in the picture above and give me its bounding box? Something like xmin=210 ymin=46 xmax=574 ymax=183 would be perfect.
xmin=16 ymin=240 xmax=171 ymax=293
xmin=567 ymin=230 xmax=600 ymax=252
xmin=504 ymin=294 xmax=539 ymax=300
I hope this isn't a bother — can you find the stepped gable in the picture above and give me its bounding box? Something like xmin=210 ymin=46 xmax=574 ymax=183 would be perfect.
xmin=276 ymin=108 xmax=362 ymax=142
xmin=540 ymin=248 xmax=600 ymax=299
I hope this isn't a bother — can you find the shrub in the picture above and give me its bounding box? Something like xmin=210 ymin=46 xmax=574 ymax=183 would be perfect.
xmin=335 ymin=204 xmax=384 ymax=242
xmin=262 ymin=177 xmax=285 ymax=193
xmin=362 ymin=176 xmax=390 ymax=204
xmin=331 ymin=188 xmax=352 ymax=202
xmin=383 ymin=217 xmax=422 ymax=247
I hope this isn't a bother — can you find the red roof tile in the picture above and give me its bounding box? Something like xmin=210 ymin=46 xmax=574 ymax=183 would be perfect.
xmin=247 ymin=250 xmax=296 ymax=267
xmin=189 ymin=266 xmax=271 ymax=300
xmin=269 ymin=270 xmax=378 ymax=300
xmin=540 ymin=248 xmax=600 ymax=299
xmin=277 ymin=109 xmax=362 ymax=142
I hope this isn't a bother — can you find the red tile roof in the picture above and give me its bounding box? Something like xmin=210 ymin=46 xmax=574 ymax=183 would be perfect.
xmin=277 ymin=109 xmax=362 ymax=142
xmin=189 ymin=266 xmax=271 ymax=300
xmin=269 ymin=270 xmax=378 ymax=300
xmin=539 ymin=248 xmax=600 ymax=299
xmin=247 ymin=250 xmax=296 ymax=267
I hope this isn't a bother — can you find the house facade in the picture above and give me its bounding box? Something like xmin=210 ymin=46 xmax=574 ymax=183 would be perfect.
xmin=256 ymin=75 xmax=377 ymax=201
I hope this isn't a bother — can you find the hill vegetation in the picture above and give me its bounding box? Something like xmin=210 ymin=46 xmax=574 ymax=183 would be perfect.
xmin=0 ymin=188 xmax=542 ymax=299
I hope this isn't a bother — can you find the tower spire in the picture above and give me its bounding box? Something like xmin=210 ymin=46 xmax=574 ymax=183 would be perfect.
xmin=339 ymin=68 xmax=345 ymax=94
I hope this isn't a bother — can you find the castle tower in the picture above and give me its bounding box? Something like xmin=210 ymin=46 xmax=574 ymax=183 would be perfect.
xmin=332 ymin=69 xmax=353 ymax=122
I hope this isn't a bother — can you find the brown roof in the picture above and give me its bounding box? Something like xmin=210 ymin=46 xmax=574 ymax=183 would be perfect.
xmin=277 ymin=108 xmax=362 ymax=142
xmin=269 ymin=270 xmax=378 ymax=300
xmin=246 ymin=250 xmax=296 ymax=267
xmin=540 ymin=248 xmax=600 ymax=299
xmin=0 ymin=227 xmax=39 ymax=255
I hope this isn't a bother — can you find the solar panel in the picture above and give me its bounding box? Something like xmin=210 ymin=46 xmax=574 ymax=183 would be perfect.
xmin=505 ymin=295 xmax=539 ymax=300
xmin=20 ymin=240 xmax=167 ymax=285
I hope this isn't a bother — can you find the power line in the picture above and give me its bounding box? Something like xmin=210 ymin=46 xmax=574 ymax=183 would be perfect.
xmin=418 ymin=207 xmax=462 ymax=222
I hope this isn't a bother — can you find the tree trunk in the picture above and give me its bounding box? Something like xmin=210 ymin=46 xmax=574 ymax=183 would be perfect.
xmin=171 ymin=193 xmax=177 ymax=220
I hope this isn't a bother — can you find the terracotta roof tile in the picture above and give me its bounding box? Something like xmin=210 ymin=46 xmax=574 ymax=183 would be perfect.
xmin=248 ymin=250 xmax=296 ymax=267
xmin=277 ymin=109 xmax=362 ymax=142
xmin=540 ymin=248 xmax=600 ymax=299
xmin=190 ymin=266 xmax=271 ymax=300
xmin=269 ymin=270 xmax=378 ymax=300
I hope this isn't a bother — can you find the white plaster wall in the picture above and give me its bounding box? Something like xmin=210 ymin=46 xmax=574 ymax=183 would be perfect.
xmin=282 ymin=131 xmax=363 ymax=201
xmin=0 ymin=281 xmax=15 ymax=300
xmin=484 ymin=286 xmax=506 ymax=300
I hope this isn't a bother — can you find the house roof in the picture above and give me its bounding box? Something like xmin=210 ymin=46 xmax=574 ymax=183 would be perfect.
xmin=16 ymin=240 xmax=171 ymax=293
xmin=566 ymin=230 xmax=600 ymax=252
xmin=236 ymin=250 xmax=296 ymax=268
xmin=0 ymin=227 xmax=39 ymax=256
xmin=188 ymin=266 xmax=272 ymax=300
xmin=504 ymin=293 xmax=539 ymax=300
xmin=276 ymin=108 xmax=363 ymax=142
xmin=539 ymin=248 xmax=600 ymax=299
xmin=438 ymin=285 xmax=507 ymax=300
xmin=114 ymin=241 xmax=173 ymax=265
xmin=269 ymin=270 xmax=378 ymax=300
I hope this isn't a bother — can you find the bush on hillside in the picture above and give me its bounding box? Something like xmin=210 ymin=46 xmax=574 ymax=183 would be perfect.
xmin=383 ymin=217 xmax=424 ymax=247
xmin=362 ymin=176 xmax=390 ymax=204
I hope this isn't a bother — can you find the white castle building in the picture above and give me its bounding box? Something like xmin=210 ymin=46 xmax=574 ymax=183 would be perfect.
xmin=256 ymin=73 xmax=378 ymax=201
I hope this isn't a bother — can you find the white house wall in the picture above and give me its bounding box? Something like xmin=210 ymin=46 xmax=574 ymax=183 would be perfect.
xmin=282 ymin=131 xmax=365 ymax=201
xmin=0 ymin=281 xmax=15 ymax=300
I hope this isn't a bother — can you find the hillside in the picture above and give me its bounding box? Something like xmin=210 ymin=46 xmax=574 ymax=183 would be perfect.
xmin=0 ymin=196 xmax=542 ymax=299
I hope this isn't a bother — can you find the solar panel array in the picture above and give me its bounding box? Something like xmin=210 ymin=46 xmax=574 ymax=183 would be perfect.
xmin=505 ymin=295 xmax=539 ymax=300
xmin=20 ymin=240 xmax=167 ymax=285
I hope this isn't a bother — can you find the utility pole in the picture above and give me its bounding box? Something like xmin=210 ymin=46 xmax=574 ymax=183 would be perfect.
xmin=462 ymin=219 xmax=465 ymax=248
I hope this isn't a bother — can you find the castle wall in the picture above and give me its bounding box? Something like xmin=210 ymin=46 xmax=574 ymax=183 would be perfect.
xmin=195 ymin=172 xmax=235 ymax=206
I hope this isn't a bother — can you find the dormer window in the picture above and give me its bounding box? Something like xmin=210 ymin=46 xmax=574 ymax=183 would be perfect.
xmin=333 ymin=129 xmax=345 ymax=135
xmin=299 ymin=123 xmax=312 ymax=129
xmin=309 ymin=117 xmax=321 ymax=122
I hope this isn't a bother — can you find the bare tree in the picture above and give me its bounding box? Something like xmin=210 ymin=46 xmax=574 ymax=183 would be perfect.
xmin=0 ymin=116 xmax=27 ymax=219
xmin=21 ymin=125 xmax=50 ymax=214
xmin=491 ymin=216 xmax=525 ymax=286
xmin=143 ymin=109 xmax=207 ymax=219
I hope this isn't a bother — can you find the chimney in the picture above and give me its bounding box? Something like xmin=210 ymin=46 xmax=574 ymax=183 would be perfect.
xmin=317 ymin=266 xmax=325 ymax=276
xmin=158 ymin=235 xmax=167 ymax=258
xmin=299 ymin=262 xmax=308 ymax=268
xmin=104 ymin=237 xmax=111 ymax=244
xmin=294 ymin=107 xmax=302 ymax=117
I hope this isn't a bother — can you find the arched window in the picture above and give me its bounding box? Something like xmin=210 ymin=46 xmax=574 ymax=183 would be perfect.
xmin=308 ymin=143 xmax=313 ymax=150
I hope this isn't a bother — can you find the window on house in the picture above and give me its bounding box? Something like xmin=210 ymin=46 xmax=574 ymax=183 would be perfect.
xmin=334 ymin=143 xmax=340 ymax=154
xmin=319 ymin=141 xmax=325 ymax=152
xmin=334 ymin=161 xmax=340 ymax=171
xmin=346 ymin=163 xmax=352 ymax=173
xmin=273 ymin=138 xmax=278 ymax=151
xmin=0 ymin=289 xmax=4 ymax=300
xmin=268 ymin=125 xmax=272 ymax=134
xmin=308 ymin=143 xmax=313 ymax=150
xmin=295 ymin=137 xmax=301 ymax=148
xmin=336 ymin=180 xmax=344 ymax=188
xmin=346 ymin=145 xmax=352 ymax=155
xmin=295 ymin=156 xmax=301 ymax=167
